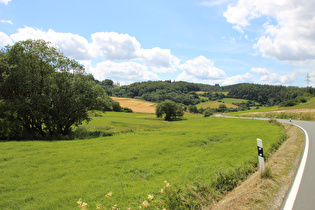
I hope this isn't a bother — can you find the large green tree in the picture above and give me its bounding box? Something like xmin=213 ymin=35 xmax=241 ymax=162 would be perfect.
xmin=155 ymin=100 xmax=184 ymax=121
xmin=0 ymin=39 xmax=111 ymax=139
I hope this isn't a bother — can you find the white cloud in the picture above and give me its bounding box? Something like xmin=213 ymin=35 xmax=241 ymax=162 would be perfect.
xmin=224 ymin=0 xmax=315 ymax=64
xmin=91 ymin=32 xmax=141 ymax=61
xmin=4 ymin=27 xmax=180 ymax=74
xmin=88 ymin=61 xmax=160 ymax=85
xmin=8 ymin=28 xmax=88 ymax=58
xmin=177 ymin=56 xmax=226 ymax=83
xmin=0 ymin=0 xmax=11 ymax=5
xmin=221 ymin=73 xmax=254 ymax=86
xmin=9 ymin=27 xmax=95 ymax=60
xmin=0 ymin=32 xmax=13 ymax=46
xmin=0 ymin=20 xmax=13 ymax=24
xmin=251 ymin=67 xmax=269 ymax=75
xmin=224 ymin=1 xmax=250 ymax=27
xmin=251 ymin=67 xmax=297 ymax=85
xmin=140 ymin=47 xmax=180 ymax=73
xmin=260 ymin=72 xmax=297 ymax=85
xmin=200 ymin=0 xmax=230 ymax=7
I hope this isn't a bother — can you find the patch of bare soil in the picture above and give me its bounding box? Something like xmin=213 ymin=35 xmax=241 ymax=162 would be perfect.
xmin=111 ymin=97 xmax=156 ymax=113
xmin=207 ymin=124 xmax=304 ymax=210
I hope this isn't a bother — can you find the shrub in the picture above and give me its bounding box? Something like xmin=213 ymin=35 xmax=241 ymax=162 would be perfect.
xmin=204 ymin=110 xmax=213 ymax=117
xmin=112 ymin=102 xmax=122 ymax=112
xmin=122 ymin=107 xmax=133 ymax=113
xmin=261 ymin=167 xmax=272 ymax=179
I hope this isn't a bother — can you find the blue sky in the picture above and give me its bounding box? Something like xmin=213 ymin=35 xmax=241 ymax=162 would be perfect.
xmin=1 ymin=0 xmax=314 ymax=87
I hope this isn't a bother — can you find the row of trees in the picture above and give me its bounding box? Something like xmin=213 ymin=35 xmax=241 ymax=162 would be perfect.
xmin=0 ymin=40 xmax=114 ymax=140
xmin=155 ymin=102 xmax=242 ymax=121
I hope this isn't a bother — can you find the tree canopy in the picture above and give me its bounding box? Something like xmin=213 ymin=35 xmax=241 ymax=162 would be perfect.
xmin=0 ymin=39 xmax=111 ymax=140
xmin=155 ymin=100 xmax=184 ymax=121
xmin=225 ymin=83 xmax=313 ymax=106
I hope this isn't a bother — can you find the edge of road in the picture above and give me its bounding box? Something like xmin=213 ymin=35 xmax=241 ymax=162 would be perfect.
xmin=215 ymin=115 xmax=310 ymax=209
xmin=281 ymin=122 xmax=309 ymax=210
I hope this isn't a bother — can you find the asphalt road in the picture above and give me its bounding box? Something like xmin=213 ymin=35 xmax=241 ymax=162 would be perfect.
xmin=280 ymin=120 xmax=315 ymax=210
xmin=215 ymin=115 xmax=315 ymax=209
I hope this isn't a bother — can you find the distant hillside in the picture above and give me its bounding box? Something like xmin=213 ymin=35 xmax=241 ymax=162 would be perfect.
xmin=94 ymin=79 xmax=315 ymax=107
xmin=225 ymin=83 xmax=314 ymax=106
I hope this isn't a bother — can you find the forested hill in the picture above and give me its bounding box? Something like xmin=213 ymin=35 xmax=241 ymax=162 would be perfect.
xmin=96 ymin=79 xmax=314 ymax=106
xmin=100 ymin=80 xmax=212 ymax=105
xmin=225 ymin=83 xmax=313 ymax=106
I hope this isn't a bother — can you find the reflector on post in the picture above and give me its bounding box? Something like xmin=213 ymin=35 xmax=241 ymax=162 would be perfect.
xmin=257 ymin=138 xmax=265 ymax=172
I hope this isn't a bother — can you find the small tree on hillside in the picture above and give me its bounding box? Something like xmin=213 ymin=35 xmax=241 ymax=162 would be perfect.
xmin=156 ymin=100 xmax=184 ymax=121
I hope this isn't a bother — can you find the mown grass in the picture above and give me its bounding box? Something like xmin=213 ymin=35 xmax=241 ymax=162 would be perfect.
xmin=227 ymin=106 xmax=279 ymax=116
xmin=278 ymin=97 xmax=315 ymax=110
xmin=197 ymin=98 xmax=241 ymax=109
xmin=0 ymin=112 xmax=284 ymax=209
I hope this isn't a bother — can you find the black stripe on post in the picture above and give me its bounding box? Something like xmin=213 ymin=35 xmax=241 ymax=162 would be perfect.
xmin=257 ymin=146 xmax=264 ymax=158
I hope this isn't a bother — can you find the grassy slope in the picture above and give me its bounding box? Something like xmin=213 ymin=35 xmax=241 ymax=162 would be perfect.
xmin=226 ymin=97 xmax=315 ymax=121
xmin=278 ymin=97 xmax=315 ymax=110
xmin=0 ymin=112 xmax=284 ymax=209
xmin=197 ymin=98 xmax=244 ymax=109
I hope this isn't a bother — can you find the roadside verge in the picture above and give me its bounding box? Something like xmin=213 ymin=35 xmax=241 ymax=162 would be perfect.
xmin=207 ymin=124 xmax=304 ymax=209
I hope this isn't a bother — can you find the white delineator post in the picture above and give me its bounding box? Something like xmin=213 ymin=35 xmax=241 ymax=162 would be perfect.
xmin=257 ymin=138 xmax=265 ymax=172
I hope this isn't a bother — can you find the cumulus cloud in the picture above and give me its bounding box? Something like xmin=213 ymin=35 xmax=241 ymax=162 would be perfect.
xmin=221 ymin=73 xmax=254 ymax=86
xmin=178 ymin=56 xmax=226 ymax=82
xmin=251 ymin=67 xmax=297 ymax=85
xmin=140 ymin=47 xmax=180 ymax=73
xmin=251 ymin=67 xmax=269 ymax=75
xmin=3 ymin=27 xmax=180 ymax=74
xmin=91 ymin=32 xmax=141 ymax=60
xmin=0 ymin=0 xmax=11 ymax=5
xmin=0 ymin=32 xmax=13 ymax=46
xmin=1 ymin=27 xmax=182 ymax=83
xmin=89 ymin=61 xmax=160 ymax=85
xmin=224 ymin=0 xmax=315 ymax=64
xmin=260 ymin=72 xmax=297 ymax=85
xmin=9 ymin=27 xmax=95 ymax=60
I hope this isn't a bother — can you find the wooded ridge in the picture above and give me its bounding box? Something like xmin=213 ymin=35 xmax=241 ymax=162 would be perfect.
xmin=96 ymin=79 xmax=315 ymax=106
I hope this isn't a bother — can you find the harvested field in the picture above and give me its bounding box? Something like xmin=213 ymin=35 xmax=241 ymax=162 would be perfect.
xmin=198 ymin=102 xmax=239 ymax=109
xmin=111 ymin=97 xmax=156 ymax=113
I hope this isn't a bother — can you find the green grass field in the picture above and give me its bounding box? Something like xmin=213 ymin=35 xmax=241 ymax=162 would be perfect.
xmin=197 ymin=98 xmax=246 ymax=109
xmin=0 ymin=112 xmax=284 ymax=209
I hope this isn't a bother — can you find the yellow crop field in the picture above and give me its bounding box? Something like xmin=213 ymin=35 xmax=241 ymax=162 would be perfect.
xmin=111 ymin=97 xmax=156 ymax=113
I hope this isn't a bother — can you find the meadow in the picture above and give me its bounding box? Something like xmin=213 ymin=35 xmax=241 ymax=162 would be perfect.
xmin=0 ymin=112 xmax=285 ymax=209
xmin=228 ymin=97 xmax=315 ymax=121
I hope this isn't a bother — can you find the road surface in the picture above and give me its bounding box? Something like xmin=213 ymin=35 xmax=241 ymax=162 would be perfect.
xmin=280 ymin=120 xmax=315 ymax=210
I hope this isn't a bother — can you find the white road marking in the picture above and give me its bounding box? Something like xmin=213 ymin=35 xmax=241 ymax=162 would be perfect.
xmin=282 ymin=123 xmax=309 ymax=210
